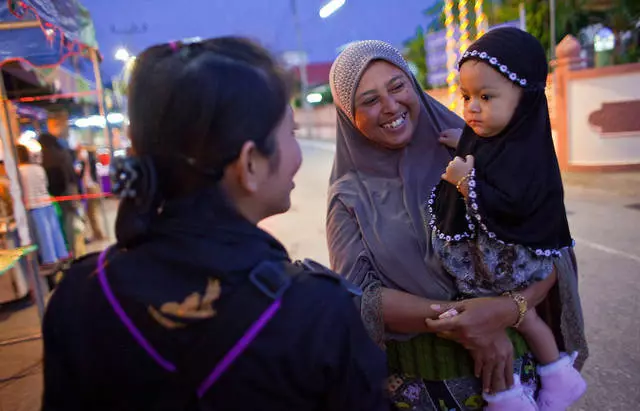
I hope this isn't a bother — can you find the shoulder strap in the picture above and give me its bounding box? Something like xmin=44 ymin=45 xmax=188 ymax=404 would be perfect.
xmin=96 ymin=247 xmax=177 ymax=372
xmin=189 ymin=260 xmax=294 ymax=398
xmin=95 ymin=247 xmax=296 ymax=407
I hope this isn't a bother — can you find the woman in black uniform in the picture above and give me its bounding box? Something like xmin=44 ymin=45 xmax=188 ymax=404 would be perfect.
xmin=41 ymin=37 xmax=388 ymax=411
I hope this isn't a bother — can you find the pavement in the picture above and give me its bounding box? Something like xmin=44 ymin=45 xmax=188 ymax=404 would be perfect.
xmin=562 ymin=171 xmax=640 ymax=198
xmin=1 ymin=138 xmax=639 ymax=410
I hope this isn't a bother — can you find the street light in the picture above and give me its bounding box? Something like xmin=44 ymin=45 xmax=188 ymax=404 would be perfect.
xmin=306 ymin=93 xmax=323 ymax=104
xmin=114 ymin=47 xmax=131 ymax=62
xmin=319 ymin=0 xmax=346 ymax=19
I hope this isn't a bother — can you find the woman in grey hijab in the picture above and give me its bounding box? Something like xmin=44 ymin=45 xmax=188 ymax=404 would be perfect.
xmin=326 ymin=40 xmax=587 ymax=410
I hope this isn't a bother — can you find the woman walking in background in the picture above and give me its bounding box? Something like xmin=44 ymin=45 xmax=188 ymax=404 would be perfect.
xmin=16 ymin=144 xmax=69 ymax=286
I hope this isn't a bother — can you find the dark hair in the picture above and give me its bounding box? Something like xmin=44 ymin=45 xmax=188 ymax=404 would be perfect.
xmin=128 ymin=36 xmax=290 ymax=197
xmin=114 ymin=36 xmax=290 ymax=246
xmin=16 ymin=145 xmax=30 ymax=164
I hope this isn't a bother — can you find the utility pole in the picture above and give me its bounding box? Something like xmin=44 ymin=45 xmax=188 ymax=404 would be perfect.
xmin=550 ymin=0 xmax=556 ymax=59
xmin=291 ymin=0 xmax=313 ymax=138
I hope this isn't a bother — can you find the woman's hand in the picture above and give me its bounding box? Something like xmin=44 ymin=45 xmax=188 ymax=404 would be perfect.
xmin=439 ymin=128 xmax=463 ymax=149
xmin=425 ymin=297 xmax=520 ymax=392
xmin=425 ymin=297 xmax=518 ymax=343
xmin=428 ymin=271 xmax=558 ymax=339
xmin=468 ymin=330 xmax=515 ymax=393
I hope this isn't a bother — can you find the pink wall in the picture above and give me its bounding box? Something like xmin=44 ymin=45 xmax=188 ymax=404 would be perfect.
xmin=565 ymin=63 xmax=640 ymax=169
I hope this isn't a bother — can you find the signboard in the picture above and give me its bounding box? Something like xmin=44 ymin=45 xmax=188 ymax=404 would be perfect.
xmin=425 ymin=25 xmax=460 ymax=87
xmin=281 ymin=50 xmax=308 ymax=68
xmin=425 ymin=20 xmax=523 ymax=87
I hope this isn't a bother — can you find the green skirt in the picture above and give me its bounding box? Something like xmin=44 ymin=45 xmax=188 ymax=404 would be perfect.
xmin=386 ymin=328 xmax=529 ymax=381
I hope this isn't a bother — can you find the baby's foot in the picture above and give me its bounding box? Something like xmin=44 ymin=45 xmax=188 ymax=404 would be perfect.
xmin=483 ymin=374 xmax=537 ymax=411
xmin=537 ymin=352 xmax=587 ymax=411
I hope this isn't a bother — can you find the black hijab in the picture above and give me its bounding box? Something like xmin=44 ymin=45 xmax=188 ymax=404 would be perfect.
xmin=430 ymin=28 xmax=572 ymax=256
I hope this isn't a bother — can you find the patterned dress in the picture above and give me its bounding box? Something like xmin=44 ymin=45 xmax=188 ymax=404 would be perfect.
xmin=432 ymin=230 xmax=554 ymax=298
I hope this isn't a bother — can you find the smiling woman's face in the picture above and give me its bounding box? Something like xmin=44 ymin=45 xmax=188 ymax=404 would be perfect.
xmin=353 ymin=60 xmax=421 ymax=149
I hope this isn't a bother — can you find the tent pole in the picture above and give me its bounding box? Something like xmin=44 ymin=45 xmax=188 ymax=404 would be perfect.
xmin=0 ymin=71 xmax=46 ymax=321
xmin=90 ymin=49 xmax=114 ymax=157
xmin=89 ymin=49 xmax=114 ymax=241
xmin=0 ymin=20 xmax=40 ymax=30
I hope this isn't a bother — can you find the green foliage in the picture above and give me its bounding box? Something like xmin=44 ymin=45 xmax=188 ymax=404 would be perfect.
xmin=402 ymin=26 xmax=429 ymax=88
xmin=404 ymin=0 xmax=640 ymax=80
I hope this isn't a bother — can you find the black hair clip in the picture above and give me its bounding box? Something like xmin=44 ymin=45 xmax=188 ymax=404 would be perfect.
xmin=111 ymin=156 xmax=160 ymax=247
xmin=110 ymin=156 xmax=158 ymax=202
xmin=110 ymin=156 xmax=140 ymax=199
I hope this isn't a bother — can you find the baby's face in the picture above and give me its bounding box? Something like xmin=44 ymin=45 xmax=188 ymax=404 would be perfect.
xmin=459 ymin=60 xmax=522 ymax=138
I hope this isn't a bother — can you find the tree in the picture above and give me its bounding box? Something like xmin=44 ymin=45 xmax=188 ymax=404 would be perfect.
xmin=412 ymin=0 xmax=595 ymax=58
xmin=402 ymin=25 xmax=429 ymax=89
xmin=582 ymin=0 xmax=640 ymax=63
xmin=404 ymin=0 xmax=638 ymax=79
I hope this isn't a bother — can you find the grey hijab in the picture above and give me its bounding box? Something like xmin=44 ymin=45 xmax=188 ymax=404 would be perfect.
xmin=328 ymin=40 xmax=464 ymax=300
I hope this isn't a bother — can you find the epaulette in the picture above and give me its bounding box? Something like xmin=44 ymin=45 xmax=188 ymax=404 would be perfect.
xmin=293 ymin=258 xmax=363 ymax=297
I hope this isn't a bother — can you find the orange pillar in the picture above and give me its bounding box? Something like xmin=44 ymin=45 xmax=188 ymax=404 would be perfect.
xmin=552 ymin=35 xmax=583 ymax=171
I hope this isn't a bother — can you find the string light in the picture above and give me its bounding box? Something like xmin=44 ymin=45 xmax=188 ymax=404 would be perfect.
xmin=458 ymin=0 xmax=471 ymax=54
xmin=444 ymin=0 xmax=458 ymax=110
xmin=474 ymin=0 xmax=488 ymax=39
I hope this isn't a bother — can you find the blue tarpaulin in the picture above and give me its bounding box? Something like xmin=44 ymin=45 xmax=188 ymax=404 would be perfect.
xmin=0 ymin=0 xmax=98 ymax=66
xmin=11 ymin=0 xmax=96 ymax=45
xmin=0 ymin=0 xmax=99 ymax=99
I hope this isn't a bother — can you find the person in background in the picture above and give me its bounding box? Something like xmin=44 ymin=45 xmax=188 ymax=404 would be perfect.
xmin=78 ymin=147 xmax=105 ymax=241
xmin=39 ymin=110 xmax=82 ymax=257
xmin=0 ymin=161 xmax=13 ymax=222
xmin=16 ymin=145 xmax=69 ymax=288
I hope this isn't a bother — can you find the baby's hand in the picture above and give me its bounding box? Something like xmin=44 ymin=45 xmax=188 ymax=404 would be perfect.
xmin=441 ymin=155 xmax=475 ymax=186
xmin=439 ymin=128 xmax=463 ymax=149
xmin=438 ymin=308 xmax=460 ymax=319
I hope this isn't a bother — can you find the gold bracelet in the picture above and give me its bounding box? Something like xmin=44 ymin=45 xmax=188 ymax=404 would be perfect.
xmin=502 ymin=291 xmax=528 ymax=328
xmin=456 ymin=173 xmax=471 ymax=192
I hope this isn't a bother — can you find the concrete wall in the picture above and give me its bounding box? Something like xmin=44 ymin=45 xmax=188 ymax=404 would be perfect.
xmin=566 ymin=63 xmax=640 ymax=168
xmin=294 ymin=105 xmax=336 ymax=141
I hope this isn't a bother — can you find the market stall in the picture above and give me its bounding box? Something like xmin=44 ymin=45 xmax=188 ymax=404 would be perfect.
xmin=0 ymin=0 xmax=107 ymax=345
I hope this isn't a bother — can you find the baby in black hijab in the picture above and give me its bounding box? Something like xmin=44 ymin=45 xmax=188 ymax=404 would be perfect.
xmin=429 ymin=28 xmax=586 ymax=410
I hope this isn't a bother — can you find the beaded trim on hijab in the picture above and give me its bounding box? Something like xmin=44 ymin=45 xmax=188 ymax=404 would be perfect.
xmin=425 ymin=170 xmax=572 ymax=258
xmin=459 ymin=49 xmax=529 ymax=87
